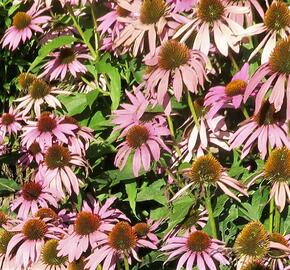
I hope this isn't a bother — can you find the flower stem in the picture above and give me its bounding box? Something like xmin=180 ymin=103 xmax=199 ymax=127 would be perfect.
xmin=123 ymin=256 xmax=130 ymax=270
xmin=241 ymin=105 xmax=249 ymax=118
xmin=90 ymin=3 xmax=100 ymax=55
xmin=269 ymin=198 xmax=274 ymax=233
xmin=67 ymin=5 xmax=98 ymax=60
xmin=273 ymin=206 xmax=281 ymax=232
xmin=228 ymin=51 xmax=239 ymax=73
xmin=166 ymin=115 xmax=182 ymax=156
xmin=204 ymin=187 xmax=217 ymax=239
xmin=187 ymin=92 xmax=200 ymax=129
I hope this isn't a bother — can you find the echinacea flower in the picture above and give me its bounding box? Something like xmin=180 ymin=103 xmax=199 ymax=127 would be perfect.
xmin=171 ymin=154 xmax=248 ymax=202
xmin=1 ymin=3 xmax=51 ymax=51
xmin=57 ymin=198 xmax=128 ymax=262
xmin=144 ymin=40 xmax=207 ymax=105
xmin=85 ymin=221 xmax=157 ymax=270
xmin=114 ymin=122 xmax=170 ymax=176
xmin=18 ymin=141 xmax=44 ymax=167
xmin=244 ymin=38 xmax=290 ymax=120
xmin=229 ymin=101 xmax=290 ymax=160
xmin=173 ymin=0 xmax=248 ymax=56
xmin=39 ymin=144 xmax=87 ymax=197
xmin=133 ymin=219 xmax=160 ymax=246
xmin=21 ymin=112 xmax=77 ymax=149
xmin=161 ymin=227 xmax=229 ymax=270
xmin=40 ymin=45 xmax=90 ymax=81
xmin=6 ymin=218 xmax=63 ymax=269
xmin=0 ymin=107 xmax=23 ymax=137
xmin=239 ymin=260 xmax=269 ymax=270
xmin=114 ymin=0 xmax=172 ymax=56
xmin=204 ymin=62 xmax=250 ymax=119
xmin=245 ymin=1 xmax=290 ymax=63
xmin=10 ymin=178 xmax=59 ymax=219
xmin=247 ymin=147 xmax=290 ymax=212
xmin=16 ymin=75 xmax=65 ymax=116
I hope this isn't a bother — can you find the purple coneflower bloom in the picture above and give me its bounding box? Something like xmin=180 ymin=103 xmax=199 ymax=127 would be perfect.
xmin=166 ymin=0 xmax=196 ymax=12
xmin=18 ymin=141 xmax=44 ymax=167
xmin=229 ymin=101 xmax=290 ymax=160
xmin=10 ymin=177 xmax=59 ymax=219
xmin=40 ymin=44 xmax=90 ymax=81
xmin=161 ymin=227 xmax=229 ymax=270
xmin=245 ymin=1 xmax=290 ymax=63
xmin=1 ymin=3 xmax=50 ymax=51
xmin=57 ymin=198 xmax=127 ymax=262
xmin=133 ymin=219 xmax=160 ymax=246
xmin=0 ymin=107 xmax=23 ymax=138
xmin=21 ymin=112 xmax=77 ymax=150
xmin=114 ymin=122 xmax=170 ymax=176
xmin=144 ymin=40 xmax=207 ymax=105
xmin=85 ymin=221 xmax=157 ymax=270
xmin=244 ymin=37 xmax=290 ymax=121
xmin=204 ymin=63 xmax=250 ymax=119
xmin=173 ymin=0 xmax=248 ymax=56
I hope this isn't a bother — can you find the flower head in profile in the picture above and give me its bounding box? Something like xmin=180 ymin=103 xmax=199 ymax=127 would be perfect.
xmin=85 ymin=221 xmax=157 ymax=270
xmin=229 ymin=101 xmax=289 ymax=159
xmin=245 ymin=1 xmax=290 ymax=63
xmin=0 ymin=107 xmax=23 ymax=137
xmin=57 ymin=198 xmax=128 ymax=262
xmin=1 ymin=3 xmax=51 ymax=51
xmin=133 ymin=219 xmax=160 ymax=246
xmin=40 ymin=44 xmax=90 ymax=81
xmin=171 ymin=154 xmax=248 ymax=202
xmin=114 ymin=122 xmax=170 ymax=176
xmin=173 ymin=0 xmax=248 ymax=56
xmin=204 ymin=62 xmax=250 ymax=119
xmin=161 ymin=227 xmax=229 ymax=270
xmin=244 ymin=37 xmax=290 ymax=121
xmin=144 ymin=40 xmax=207 ymax=106
xmin=16 ymin=75 xmax=65 ymax=116
xmin=18 ymin=141 xmax=44 ymax=167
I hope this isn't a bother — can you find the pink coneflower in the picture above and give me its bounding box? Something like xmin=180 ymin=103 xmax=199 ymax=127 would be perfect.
xmin=16 ymin=75 xmax=66 ymax=116
xmin=166 ymin=0 xmax=196 ymax=12
xmin=161 ymin=227 xmax=229 ymax=270
xmin=40 ymin=44 xmax=90 ymax=81
xmin=245 ymin=1 xmax=290 ymax=63
xmin=204 ymin=63 xmax=250 ymax=119
xmin=39 ymin=144 xmax=87 ymax=197
xmin=171 ymin=154 xmax=248 ymax=202
xmin=6 ymin=218 xmax=63 ymax=269
xmin=244 ymin=38 xmax=290 ymax=120
xmin=57 ymin=198 xmax=127 ymax=262
xmin=229 ymin=101 xmax=290 ymax=160
xmin=144 ymin=40 xmax=207 ymax=105
xmin=10 ymin=177 xmax=59 ymax=219
xmin=85 ymin=221 xmax=157 ymax=270
xmin=0 ymin=107 xmax=22 ymax=138
xmin=114 ymin=122 xmax=170 ymax=176
xmin=173 ymin=0 xmax=248 ymax=56
xmin=21 ymin=112 xmax=77 ymax=149
xmin=1 ymin=3 xmax=50 ymax=51
xmin=114 ymin=0 xmax=173 ymax=56
xmin=133 ymin=219 xmax=160 ymax=246
xmin=247 ymin=147 xmax=290 ymax=212
xmin=18 ymin=141 xmax=44 ymax=167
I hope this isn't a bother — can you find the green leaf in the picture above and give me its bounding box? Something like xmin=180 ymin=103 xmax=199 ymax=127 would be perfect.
xmin=89 ymin=111 xmax=110 ymax=131
xmin=125 ymin=181 xmax=137 ymax=216
xmin=0 ymin=178 xmax=19 ymax=194
xmin=58 ymin=93 xmax=88 ymax=116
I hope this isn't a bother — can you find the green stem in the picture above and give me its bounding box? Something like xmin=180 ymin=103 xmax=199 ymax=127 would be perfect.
xmin=269 ymin=198 xmax=274 ymax=233
xmin=67 ymin=5 xmax=98 ymax=60
xmin=166 ymin=115 xmax=182 ymax=157
xmin=123 ymin=256 xmax=130 ymax=270
xmin=187 ymin=92 xmax=200 ymax=129
xmin=273 ymin=206 xmax=281 ymax=232
xmin=241 ymin=105 xmax=249 ymax=119
xmin=90 ymin=3 xmax=99 ymax=55
xmin=97 ymin=265 xmax=102 ymax=270
xmin=205 ymin=187 xmax=217 ymax=238
xmin=228 ymin=51 xmax=239 ymax=73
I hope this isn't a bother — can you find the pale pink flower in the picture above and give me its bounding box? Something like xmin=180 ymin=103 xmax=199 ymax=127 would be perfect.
xmin=1 ymin=3 xmax=51 ymax=51
xmin=39 ymin=144 xmax=87 ymax=197
xmin=21 ymin=112 xmax=77 ymax=150
xmin=114 ymin=122 xmax=170 ymax=176
xmin=173 ymin=0 xmax=249 ymax=56
xmin=0 ymin=107 xmax=23 ymax=137
xmin=40 ymin=44 xmax=90 ymax=81
xmin=144 ymin=40 xmax=207 ymax=105
xmin=229 ymin=102 xmax=290 ymax=160
xmin=245 ymin=1 xmax=290 ymax=63
xmin=244 ymin=38 xmax=290 ymax=121
xmin=204 ymin=63 xmax=250 ymax=119
xmin=18 ymin=141 xmax=44 ymax=167
xmin=85 ymin=221 xmax=157 ymax=270
xmin=6 ymin=218 xmax=63 ymax=269
xmin=10 ymin=177 xmax=59 ymax=219
xmin=114 ymin=0 xmax=173 ymax=56
xmin=161 ymin=227 xmax=229 ymax=270
xmin=57 ymin=198 xmax=128 ymax=262
xmin=166 ymin=0 xmax=196 ymax=12
xmin=133 ymin=219 xmax=160 ymax=246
